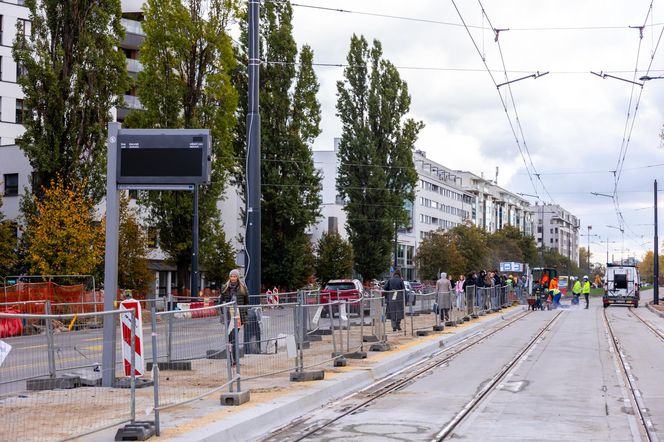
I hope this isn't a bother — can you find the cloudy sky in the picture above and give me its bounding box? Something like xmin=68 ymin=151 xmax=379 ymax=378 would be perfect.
xmin=285 ymin=0 xmax=664 ymax=262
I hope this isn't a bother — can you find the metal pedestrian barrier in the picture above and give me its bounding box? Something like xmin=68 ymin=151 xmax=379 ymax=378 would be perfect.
xmin=0 ymin=308 xmax=138 ymax=442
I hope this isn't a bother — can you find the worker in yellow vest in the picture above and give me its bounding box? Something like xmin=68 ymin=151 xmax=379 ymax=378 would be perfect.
xmin=572 ymin=277 xmax=582 ymax=306
xmin=582 ymin=275 xmax=591 ymax=309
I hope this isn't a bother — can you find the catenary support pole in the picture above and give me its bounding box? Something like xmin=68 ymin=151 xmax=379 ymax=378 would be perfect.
xmin=102 ymin=122 xmax=120 ymax=387
xmin=246 ymin=0 xmax=261 ymax=305
xmin=654 ymin=180 xmax=659 ymax=305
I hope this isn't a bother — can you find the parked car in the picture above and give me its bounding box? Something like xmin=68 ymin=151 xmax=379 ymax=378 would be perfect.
xmin=320 ymin=279 xmax=365 ymax=316
xmin=409 ymin=280 xmax=424 ymax=293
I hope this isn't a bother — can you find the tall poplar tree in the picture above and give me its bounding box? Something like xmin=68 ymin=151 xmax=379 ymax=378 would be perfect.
xmin=336 ymin=35 xmax=422 ymax=281
xmin=234 ymin=1 xmax=322 ymax=290
xmin=126 ymin=0 xmax=238 ymax=291
xmin=12 ymin=0 xmax=129 ymax=202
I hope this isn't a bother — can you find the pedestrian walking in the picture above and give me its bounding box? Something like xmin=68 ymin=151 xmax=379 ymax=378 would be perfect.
xmin=582 ymin=275 xmax=591 ymax=309
xmin=436 ymin=272 xmax=453 ymax=322
xmin=383 ymin=270 xmax=405 ymax=331
xmin=455 ymin=275 xmax=465 ymax=309
xmin=218 ymin=269 xmax=250 ymax=360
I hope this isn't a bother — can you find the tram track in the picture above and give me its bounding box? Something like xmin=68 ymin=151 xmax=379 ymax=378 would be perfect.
xmin=603 ymin=307 xmax=659 ymax=442
xmin=263 ymin=309 xmax=532 ymax=442
xmin=628 ymin=306 xmax=664 ymax=343
xmin=433 ymin=310 xmax=564 ymax=441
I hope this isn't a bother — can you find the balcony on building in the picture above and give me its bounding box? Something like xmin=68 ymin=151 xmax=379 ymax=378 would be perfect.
xmin=121 ymin=18 xmax=145 ymax=50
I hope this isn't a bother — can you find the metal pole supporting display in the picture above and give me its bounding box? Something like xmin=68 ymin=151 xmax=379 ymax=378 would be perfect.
xmin=102 ymin=122 xmax=121 ymax=387
xmin=246 ymin=0 xmax=261 ymax=305
xmin=192 ymin=184 xmax=199 ymax=299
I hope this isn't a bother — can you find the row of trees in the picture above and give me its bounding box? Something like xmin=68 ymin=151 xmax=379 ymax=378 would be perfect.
xmin=1 ymin=0 xmax=419 ymax=290
xmin=415 ymin=224 xmax=581 ymax=280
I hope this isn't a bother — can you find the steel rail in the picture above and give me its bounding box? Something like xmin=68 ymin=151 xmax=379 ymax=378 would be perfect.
xmin=267 ymin=309 xmax=532 ymax=442
xmin=628 ymin=306 xmax=664 ymax=342
xmin=434 ymin=310 xmax=564 ymax=441
xmin=603 ymin=308 xmax=659 ymax=442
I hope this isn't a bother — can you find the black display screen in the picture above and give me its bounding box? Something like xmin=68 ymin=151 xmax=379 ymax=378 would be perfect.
xmin=120 ymin=148 xmax=203 ymax=177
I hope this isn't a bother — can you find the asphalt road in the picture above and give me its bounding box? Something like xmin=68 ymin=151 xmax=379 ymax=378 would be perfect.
xmin=264 ymin=292 xmax=664 ymax=441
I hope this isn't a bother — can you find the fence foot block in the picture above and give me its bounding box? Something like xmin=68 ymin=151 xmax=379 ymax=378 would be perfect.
xmin=206 ymin=348 xmax=245 ymax=360
xmin=220 ymin=390 xmax=250 ymax=406
xmin=363 ymin=335 xmax=379 ymax=343
xmin=334 ymin=357 xmax=347 ymax=367
xmin=345 ymin=351 xmax=367 ymax=359
xmin=416 ymin=330 xmax=431 ymax=336
xmin=310 ymin=329 xmax=333 ymax=335
xmin=290 ymin=370 xmax=325 ymax=382
xmin=307 ymin=335 xmax=323 ymax=341
xmin=27 ymin=376 xmax=80 ymax=391
xmin=146 ymin=361 xmax=192 ymax=371
xmin=405 ymin=312 xmax=420 ymax=316
xmin=445 ymin=321 xmax=456 ymax=327
xmin=115 ymin=378 xmax=154 ymax=389
xmin=298 ymin=341 xmax=311 ymax=350
xmin=114 ymin=421 xmax=155 ymax=441
xmin=332 ymin=325 xmax=350 ymax=330
xmin=432 ymin=325 xmax=445 ymax=332
xmin=369 ymin=342 xmax=391 ymax=352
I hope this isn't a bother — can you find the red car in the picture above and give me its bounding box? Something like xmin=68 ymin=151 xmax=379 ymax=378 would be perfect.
xmin=320 ymin=279 xmax=364 ymax=316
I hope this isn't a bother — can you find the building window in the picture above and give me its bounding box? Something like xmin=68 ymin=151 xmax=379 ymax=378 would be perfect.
xmin=3 ymin=173 xmax=19 ymax=196
xmin=17 ymin=19 xmax=30 ymax=37
xmin=16 ymin=62 xmax=26 ymax=81
xmin=15 ymin=99 xmax=26 ymax=123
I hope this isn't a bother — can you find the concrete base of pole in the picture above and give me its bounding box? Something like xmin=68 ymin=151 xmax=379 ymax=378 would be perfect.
xmin=114 ymin=377 xmax=154 ymax=389
xmin=220 ymin=390 xmax=250 ymax=406
xmin=345 ymin=351 xmax=367 ymax=359
xmin=146 ymin=361 xmax=192 ymax=371
xmin=416 ymin=330 xmax=431 ymax=336
xmin=27 ymin=376 xmax=80 ymax=391
xmin=333 ymin=357 xmax=347 ymax=367
xmin=363 ymin=335 xmax=379 ymax=343
xmin=206 ymin=348 xmax=245 ymax=360
xmin=290 ymin=370 xmax=325 ymax=382
xmin=114 ymin=421 xmax=156 ymax=441
xmin=369 ymin=342 xmax=391 ymax=352
xmin=432 ymin=324 xmax=445 ymax=332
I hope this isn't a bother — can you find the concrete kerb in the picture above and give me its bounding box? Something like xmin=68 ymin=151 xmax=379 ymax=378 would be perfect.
xmin=646 ymin=301 xmax=664 ymax=318
xmin=160 ymin=305 xmax=526 ymax=442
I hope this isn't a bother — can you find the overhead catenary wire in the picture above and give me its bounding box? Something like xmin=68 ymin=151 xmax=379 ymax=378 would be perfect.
xmin=449 ymin=0 xmax=541 ymax=200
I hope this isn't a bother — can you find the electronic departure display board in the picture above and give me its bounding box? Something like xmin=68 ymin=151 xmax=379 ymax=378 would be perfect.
xmin=116 ymin=129 xmax=211 ymax=185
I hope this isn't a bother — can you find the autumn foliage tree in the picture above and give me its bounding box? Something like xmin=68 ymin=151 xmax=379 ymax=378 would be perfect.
xmin=0 ymin=194 xmax=19 ymax=277
xmin=25 ymin=178 xmax=104 ymax=275
xmin=118 ymin=196 xmax=153 ymax=294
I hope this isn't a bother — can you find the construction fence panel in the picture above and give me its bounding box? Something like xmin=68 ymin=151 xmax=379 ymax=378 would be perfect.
xmin=408 ymin=290 xmax=438 ymax=334
xmin=238 ymin=302 xmax=299 ymax=380
xmin=0 ymin=309 xmax=137 ymax=442
xmin=151 ymin=302 xmax=234 ymax=411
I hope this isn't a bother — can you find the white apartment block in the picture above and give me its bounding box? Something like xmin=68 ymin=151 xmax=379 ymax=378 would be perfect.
xmin=534 ymin=203 xmax=580 ymax=264
xmin=454 ymin=170 xmax=534 ymax=236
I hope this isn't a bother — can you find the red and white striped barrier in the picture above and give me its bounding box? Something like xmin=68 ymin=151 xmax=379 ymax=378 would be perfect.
xmin=267 ymin=288 xmax=279 ymax=306
xmin=120 ymin=299 xmax=145 ymax=377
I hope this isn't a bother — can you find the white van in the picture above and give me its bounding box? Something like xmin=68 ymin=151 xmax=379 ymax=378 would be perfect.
xmin=603 ymin=264 xmax=640 ymax=308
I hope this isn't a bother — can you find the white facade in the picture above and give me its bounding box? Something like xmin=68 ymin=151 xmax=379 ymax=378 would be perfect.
xmin=0 ymin=1 xmax=30 ymax=146
xmin=454 ymin=170 xmax=534 ymax=236
xmin=534 ymin=203 xmax=580 ymax=263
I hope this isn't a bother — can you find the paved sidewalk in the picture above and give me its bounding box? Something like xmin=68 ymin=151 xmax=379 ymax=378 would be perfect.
xmin=85 ymin=305 xmax=525 ymax=442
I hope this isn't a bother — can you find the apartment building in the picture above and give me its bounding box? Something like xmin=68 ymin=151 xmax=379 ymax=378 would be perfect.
xmin=534 ymin=203 xmax=580 ymax=263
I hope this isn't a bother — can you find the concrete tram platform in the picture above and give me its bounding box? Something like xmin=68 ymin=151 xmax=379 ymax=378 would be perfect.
xmin=85 ymin=305 xmax=526 ymax=442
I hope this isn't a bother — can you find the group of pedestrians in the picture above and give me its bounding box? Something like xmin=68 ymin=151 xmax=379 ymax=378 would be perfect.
xmin=570 ymin=275 xmax=592 ymax=309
